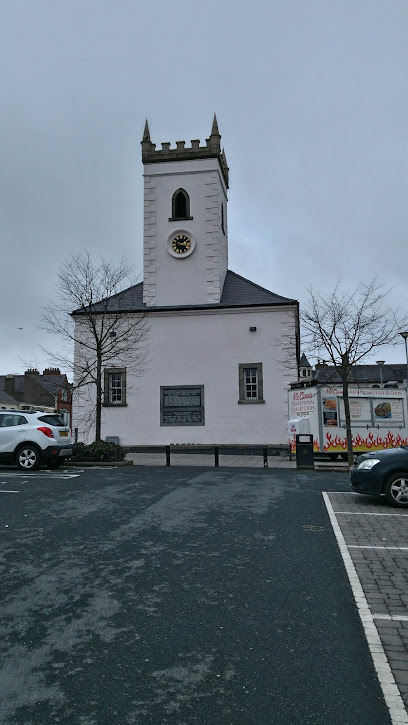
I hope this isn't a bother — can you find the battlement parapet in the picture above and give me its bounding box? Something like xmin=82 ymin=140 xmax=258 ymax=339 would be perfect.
xmin=141 ymin=115 xmax=229 ymax=188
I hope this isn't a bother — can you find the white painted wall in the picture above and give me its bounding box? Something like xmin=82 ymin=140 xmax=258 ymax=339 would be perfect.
xmin=143 ymin=158 xmax=228 ymax=307
xmin=73 ymin=304 xmax=298 ymax=446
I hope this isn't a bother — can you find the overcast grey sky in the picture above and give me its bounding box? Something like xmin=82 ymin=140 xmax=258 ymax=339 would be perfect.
xmin=1 ymin=0 xmax=407 ymax=375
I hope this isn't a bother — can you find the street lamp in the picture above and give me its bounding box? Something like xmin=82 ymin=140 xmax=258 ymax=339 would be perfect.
xmin=376 ymin=360 xmax=385 ymax=388
xmin=399 ymin=332 xmax=408 ymax=389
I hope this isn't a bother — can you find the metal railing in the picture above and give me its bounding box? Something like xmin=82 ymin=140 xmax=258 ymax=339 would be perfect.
xmin=127 ymin=444 xmax=289 ymax=468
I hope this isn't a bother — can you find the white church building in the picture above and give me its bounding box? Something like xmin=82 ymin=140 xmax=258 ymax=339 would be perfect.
xmin=72 ymin=117 xmax=299 ymax=447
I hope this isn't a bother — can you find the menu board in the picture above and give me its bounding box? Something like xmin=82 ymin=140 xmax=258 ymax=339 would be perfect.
xmin=338 ymin=397 xmax=371 ymax=425
xmin=349 ymin=398 xmax=371 ymax=420
xmin=322 ymin=396 xmax=338 ymax=428
xmin=335 ymin=394 xmax=404 ymax=427
xmin=373 ymin=398 xmax=404 ymax=426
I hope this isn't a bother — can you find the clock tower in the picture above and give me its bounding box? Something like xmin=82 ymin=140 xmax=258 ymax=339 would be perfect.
xmin=141 ymin=115 xmax=229 ymax=308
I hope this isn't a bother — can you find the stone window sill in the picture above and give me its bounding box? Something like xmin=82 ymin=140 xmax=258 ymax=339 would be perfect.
xmin=238 ymin=399 xmax=265 ymax=404
xmin=102 ymin=403 xmax=128 ymax=407
xmin=168 ymin=216 xmax=193 ymax=222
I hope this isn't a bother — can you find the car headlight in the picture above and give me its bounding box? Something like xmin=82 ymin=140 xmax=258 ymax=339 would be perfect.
xmin=357 ymin=458 xmax=381 ymax=470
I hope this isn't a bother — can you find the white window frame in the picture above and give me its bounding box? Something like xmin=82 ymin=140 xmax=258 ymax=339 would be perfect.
xmin=104 ymin=368 xmax=127 ymax=406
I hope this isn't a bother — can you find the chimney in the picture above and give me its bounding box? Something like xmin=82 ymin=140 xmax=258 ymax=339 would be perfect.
xmin=43 ymin=368 xmax=61 ymax=375
xmin=4 ymin=375 xmax=14 ymax=396
xmin=24 ymin=369 xmax=43 ymax=405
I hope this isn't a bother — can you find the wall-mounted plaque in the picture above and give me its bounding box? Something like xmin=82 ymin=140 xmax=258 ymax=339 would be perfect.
xmin=160 ymin=386 xmax=205 ymax=426
xmin=163 ymin=390 xmax=202 ymax=408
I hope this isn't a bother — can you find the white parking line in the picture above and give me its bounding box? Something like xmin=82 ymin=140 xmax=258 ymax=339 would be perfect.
xmin=374 ymin=615 xmax=408 ymax=622
xmin=323 ymin=492 xmax=408 ymax=725
xmin=333 ymin=511 xmax=408 ymax=516
xmin=1 ymin=473 xmax=80 ymax=480
xmin=348 ymin=545 xmax=408 ymax=551
xmin=0 ymin=490 xmax=19 ymax=493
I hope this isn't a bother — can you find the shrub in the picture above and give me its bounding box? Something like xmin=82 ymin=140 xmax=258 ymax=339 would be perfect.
xmin=72 ymin=440 xmax=126 ymax=462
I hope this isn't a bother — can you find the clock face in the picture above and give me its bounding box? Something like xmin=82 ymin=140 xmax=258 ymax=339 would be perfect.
xmin=171 ymin=234 xmax=191 ymax=255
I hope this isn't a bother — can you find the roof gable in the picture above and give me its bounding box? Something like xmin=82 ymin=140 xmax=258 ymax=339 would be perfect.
xmin=299 ymin=353 xmax=311 ymax=368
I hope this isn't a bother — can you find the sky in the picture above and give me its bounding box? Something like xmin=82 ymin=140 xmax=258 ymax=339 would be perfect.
xmin=1 ymin=0 xmax=408 ymax=376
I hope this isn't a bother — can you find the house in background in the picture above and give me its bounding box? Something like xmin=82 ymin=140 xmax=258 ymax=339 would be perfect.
xmin=72 ymin=117 xmax=300 ymax=446
xmin=314 ymin=363 xmax=407 ymax=389
xmin=0 ymin=368 xmax=72 ymax=425
xmin=299 ymin=353 xmax=312 ymax=380
xmin=295 ymin=357 xmax=407 ymax=389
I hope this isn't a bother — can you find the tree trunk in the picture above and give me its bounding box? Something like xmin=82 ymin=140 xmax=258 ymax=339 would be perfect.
xmin=95 ymin=349 xmax=102 ymax=442
xmin=342 ymin=378 xmax=354 ymax=468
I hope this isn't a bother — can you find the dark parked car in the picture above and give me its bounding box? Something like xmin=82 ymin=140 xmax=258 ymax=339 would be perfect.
xmin=350 ymin=446 xmax=408 ymax=508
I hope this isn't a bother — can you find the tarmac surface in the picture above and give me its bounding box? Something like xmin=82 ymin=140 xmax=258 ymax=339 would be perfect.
xmin=0 ymin=463 xmax=406 ymax=724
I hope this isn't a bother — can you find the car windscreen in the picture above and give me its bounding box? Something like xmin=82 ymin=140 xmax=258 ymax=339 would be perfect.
xmin=37 ymin=414 xmax=66 ymax=427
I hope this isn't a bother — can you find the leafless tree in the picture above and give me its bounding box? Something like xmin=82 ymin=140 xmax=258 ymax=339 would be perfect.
xmin=40 ymin=251 xmax=149 ymax=442
xmin=302 ymin=278 xmax=407 ymax=467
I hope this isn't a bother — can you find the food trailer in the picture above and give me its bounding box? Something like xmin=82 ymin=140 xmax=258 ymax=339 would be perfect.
xmin=288 ymin=385 xmax=408 ymax=458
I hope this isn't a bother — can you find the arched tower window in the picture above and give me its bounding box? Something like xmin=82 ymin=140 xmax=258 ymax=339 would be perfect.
xmin=170 ymin=189 xmax=192 ymax=221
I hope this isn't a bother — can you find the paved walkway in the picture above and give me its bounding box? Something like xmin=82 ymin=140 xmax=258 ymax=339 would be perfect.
xmin=126 ymin=452 xmax=350 ymax=472
xmin=325 ymin=491 xmax=408 ymax=723
xmin=126 ymin=451 xmax=297 ymax=468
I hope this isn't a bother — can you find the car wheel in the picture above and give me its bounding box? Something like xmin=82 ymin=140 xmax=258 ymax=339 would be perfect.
xmin=384 ymin=471 xmax=408 ymax=508
xmin=16 ymin=445 xmax=41 ymax=471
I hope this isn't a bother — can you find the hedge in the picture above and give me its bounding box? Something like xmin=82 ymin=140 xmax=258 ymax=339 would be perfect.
xmin=71 ymin=440 xmax=126 ymax=462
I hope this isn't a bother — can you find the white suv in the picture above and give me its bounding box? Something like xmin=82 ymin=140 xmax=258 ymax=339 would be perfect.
xmin=0 ymin=410 xmax=73 ymax=471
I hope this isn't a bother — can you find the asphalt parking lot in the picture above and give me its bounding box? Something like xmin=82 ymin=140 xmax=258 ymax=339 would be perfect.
xmin=0 ymin=465 xmax=407 ymax=724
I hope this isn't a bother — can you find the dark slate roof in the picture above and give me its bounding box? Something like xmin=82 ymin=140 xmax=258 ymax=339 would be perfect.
xmin=0 ymin=388 xmax=18 ymax=404
xmin=40 ymin=375 xmax=69 ymax=395
xmin=299 ymin=353 xmax=311 ymax=368
xmin=314 ymin=364 xmax=407 ymax=385
xmin=0 ymin=375 xmax=24 ymax=394
xmin=220 ymin=271 xmax=296 ymax=306
xmin=72 ymin=270 xmax=297 ymax=315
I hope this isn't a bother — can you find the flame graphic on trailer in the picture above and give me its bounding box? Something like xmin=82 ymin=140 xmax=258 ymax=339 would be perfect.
xmin=288 ymin=385 xmax=408 ymax=455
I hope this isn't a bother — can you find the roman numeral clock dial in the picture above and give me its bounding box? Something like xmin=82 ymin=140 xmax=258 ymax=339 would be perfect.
xmin=172 ymin=234 xmax=191 ymax=254
xmin=168 ymin=232 xmax=195 ymax=258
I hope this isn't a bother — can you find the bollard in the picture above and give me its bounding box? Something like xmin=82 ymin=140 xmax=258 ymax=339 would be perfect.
xmin=263 ymin=447 xmax=268 ymax=468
